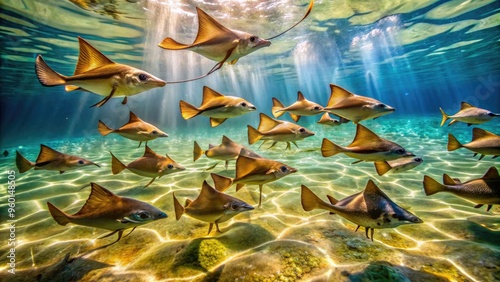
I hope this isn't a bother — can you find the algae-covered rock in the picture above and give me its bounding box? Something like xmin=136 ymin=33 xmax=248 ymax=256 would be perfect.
xmin=198 ymin=239 xmax=227 ymax=269
xmin=359 ymin=262 xmax=411 ymax=282
xmin=206 ymin=240 xmax=328 ymax=282
xmin=172 ymin=238 xmax=228 ymax=271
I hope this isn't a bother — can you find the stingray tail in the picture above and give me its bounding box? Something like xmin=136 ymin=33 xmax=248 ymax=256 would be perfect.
xmin=247 ymin=125 xmax=264 ymax=145
xmin=110 ymin=152 xmax=127 ymax=174
xmin=271 ymin=98 xmax=285 ymax=118
xmin=193 ymin=141 xmax=204 ymax=162
xmin=15 ymin=151 xmax=35 ymax=173
xmin=321 ymin=138 xmax=343 ymax=157
xmin=447 ymin=133 xmax=463 ymax=151
xmin=422 ymin=175 xmax=446 ymax=196
xmin=47 ymin=202 xmax=71 ymax=226
xmin=172 ymin=193 xmax=185 ymax=221
xmin=179 ymin=100 xmax=201 ymax=120
xmin=439 ymin=108 xmax=449 ymax=127
xmin=301 ymin=185 xmax=328 ymax=211
xmin=211 ymin=173 xmax=233 ymax=192
xmin=35 ymin=55 xmax=67 ymax=86
xmin=98 ymin=120 xmax=114 ymax=136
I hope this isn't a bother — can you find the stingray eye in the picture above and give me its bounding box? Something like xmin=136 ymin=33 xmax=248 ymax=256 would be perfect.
xmin=280 ymin=165 xmax=288 ymax=173
xmin=78 ymin=160 xmax=85 ymax=165
xmin=299 ymin=128 xmax=306 ymax=133
xmin=249 ymin=36 xmax=256 ymax=43
xmin=138 ymin=73 xmax=148 ymax=81
xmin=241 ymin=102 xmax=247 ymax=107
xmin=230 ymin=203 xmax=239 ymax=210
xmin=167 ymin=164 xmax=174 ymax=169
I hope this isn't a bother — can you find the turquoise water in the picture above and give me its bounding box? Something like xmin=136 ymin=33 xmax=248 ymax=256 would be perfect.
xmin=1 ymin=0 xmax=499 ymax=281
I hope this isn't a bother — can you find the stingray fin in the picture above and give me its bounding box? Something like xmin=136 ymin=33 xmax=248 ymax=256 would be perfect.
xmin=128 ymin=111 xmax=142 ymax=123
xmin=472 ymin=128 xmax=496 ymax=141
xmin=460 ymin=101 xmax=474 ymax=110
xmin=258 ymin=113 xmax=282 ymax=132
xmin=374 ymin=161 xmax=391 ymax=176
xmin=143 ymin=145 xmax=158 ymax=158
xmin=363 ymin=180 xmax=390 ymax=200
xmin=201 ymin=86 xmax=224 ymax=105
xmin=192 ymin=7 xmax=234 ymax=46
xmin=297 ymin=91 xmax=305 ymax=101
xmin=443 ymin=174 xmax=458 ymax=185
xmin=326 ymin=84 xmax=354 ymax=107
xmin=349 ymin=124 xmax=383 ymax=147
xmin=221 ymin=135 xmax=236 ymax=146
xmin=75 ymin=37 xmax=115 ymax=75
xmin=36 ymin=144 xmax=63 ymax=164
xmin=65 ymin=85 xmax=80 ymax=92
xmin=482 ymin=167 xmax=499 ymax=180
xmin=158 ymin=37 xmax=190 ymax=50
xmin=210 ymin=118 xmax=227 ymax=127
xmin=74 ymin=183 xmax=120 ymax=216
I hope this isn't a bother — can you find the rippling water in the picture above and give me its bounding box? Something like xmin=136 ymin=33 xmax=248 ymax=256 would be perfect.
xmin=1 ymin=0 xmax=499 ymax=281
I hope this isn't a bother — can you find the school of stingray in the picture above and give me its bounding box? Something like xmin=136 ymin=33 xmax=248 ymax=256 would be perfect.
xmin=11 ymin=0 xmax=500 ymax=275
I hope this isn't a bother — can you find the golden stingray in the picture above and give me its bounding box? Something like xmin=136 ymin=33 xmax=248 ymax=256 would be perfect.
xmin=35 ymin=36 xmax=165 ymax=107
xmin=158 ymin=0 xmax=314 ymax=82
xmin=423 ymin=167 xmax=500 ymax=212
xmin=439 ymin=102 xmax=499 ymax=127
xmin=193 ymin=135 xmax=261 ymax=169
xmin=374 ymin=156 xmax=423 ymax=176
xmin=47 ymin=182 xmax=167 ymax=252
xmin=272 ymin=91 xmax=323 ymax=122
xmin=317 ymin=112 xmax=342 ymax=127
xmin=110 ymin=145 xmax=185 ymax=187
xmin=98 ymin=111 xmax=168 ymax=147
xmin=248 ymin=113 xmax=314 ymax=150
xmin=323 ymin=84 xmax=395 ymax=124
xmin=211 ymin=155 xmax=297 ymax=207
xmin=447 ymin=128 xmax=500 ymax=160
xmin=321 ymin=124 xmax=414 ymax=164
xmin=180 ymin=86 xmax=256 ymax=127
xmin=173 ymin=181 xmax=254 ymax=234
xmin=16 ymin=144 xmax=99 ymax=174
xmin=301 ymin=180 xmax=423 ymax=241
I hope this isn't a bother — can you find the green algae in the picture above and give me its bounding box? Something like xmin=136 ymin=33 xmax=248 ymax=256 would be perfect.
xmin=172 ymin=238 xmax=227 ymax=271
xmin=247 ymin=243 xmax=326 ymax=282
xmin=358 ymin=263 xmax=411 ymax=282
xmin=198 ymin=239 xmax=227 ymax=269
